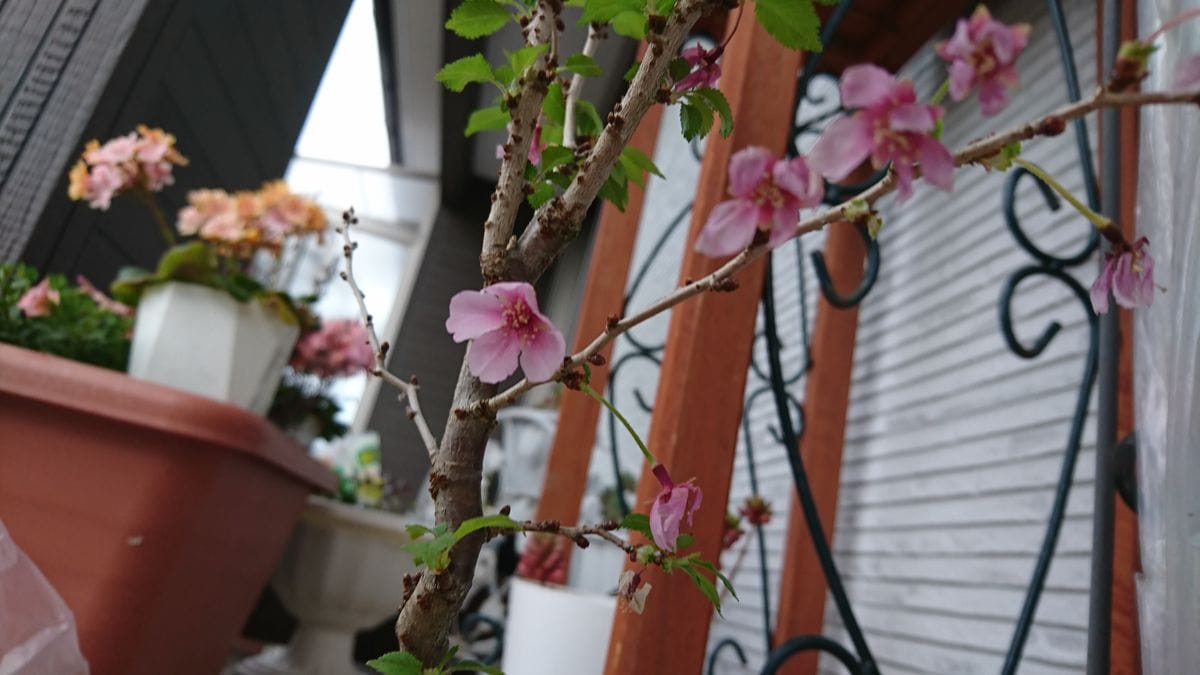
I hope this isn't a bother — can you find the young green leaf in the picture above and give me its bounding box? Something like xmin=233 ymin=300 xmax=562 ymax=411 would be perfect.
xmin=580 ymin=0 xmax=645 ymax=23
xmin=619 ymin=153 xmax=646 ymax=189
xmin=680 ymin=564 xmax=723 ymax=615
xmin=446 ymin=0 xmax=511 ymax=39
xmin=527 ymin=181 xmax=557 ymax=208
xmin=620 ymin=146 xmax=664 ymax=178
xmin=539 ymin=145 xmax=575 ymax=171
xmin=453 ymin=514 xmax=523 ymax=543
xmin=689 ymin=87 xmax=734 ymax=137
xmin=667 ymin=57 xmax=691 ymax=83
xmin=436 ymin=54 xmax=496 ymax=92
xmin=366 ymin=651 xmax=423 ymax=675
xmin=653 ymin=0 xmax=675 ymax=13
xmin=599 ymin=162 xmax=629 ymax=211
xmin=507 ymin=43 xmax=549 ymax=81
xmin=575 ymin=100 xmax=604 ymax=137
xmin=679 ymin=99 xmax=713 ymax=141
xmin=611 ymin=10 xmax=647 ymax=39
xmin=564 ymin=53 xmax=603 ymax=77
xmin=448 ymin=661 xmax=504 ymax=674
xmin=465 ymin=105 xmax=511 ymax=136
xmin=674 ymin=533 xmax=695 ymax=550
xmin=620 ymin=512 xmax=653 ymax=540
xmin=403 ymin=524 xmax=455 ymax=571
xmin=624 ymin=60 xmax=642 ymax=82
xmin=755 ymin=0 xmax=822 ymax=52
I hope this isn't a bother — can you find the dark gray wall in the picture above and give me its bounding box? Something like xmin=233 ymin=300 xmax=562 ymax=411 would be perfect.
xmin=5 ymin=0 xmax=351 ymax=284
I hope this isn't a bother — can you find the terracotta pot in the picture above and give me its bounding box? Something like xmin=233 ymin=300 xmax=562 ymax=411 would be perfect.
xmin=0 ymin=343 xmax=336 ymax=675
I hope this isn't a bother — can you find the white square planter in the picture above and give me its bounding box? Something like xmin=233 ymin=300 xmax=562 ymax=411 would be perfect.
xmin=502 ymin=578 xmax=616 ymax=675
xmin=128 ymin=282 xmax=299 ymax=413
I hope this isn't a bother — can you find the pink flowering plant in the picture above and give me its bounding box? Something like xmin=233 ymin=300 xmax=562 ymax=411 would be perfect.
xmin=325 ymin=1 xmax=1200 ymax=669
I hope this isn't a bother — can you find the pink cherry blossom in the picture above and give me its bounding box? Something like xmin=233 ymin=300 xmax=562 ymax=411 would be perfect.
xmin=290 ymin=319 xmax=376 ymax=379
xmin=16 ymin=279 xmax=60 ymax=318
xmin=75 ymin=276 xmax=133 ymax=318
xmin=1091 ymin=237 xmax=1155 ymax=314
xmin=445 ymin=282 xmax=565 ymax=384
xmin=808 ymin=65 xmax=954 ymax=203
xmin=648 ymin=464 xmax=702 ymax=552
xmin=84 ymin=133 xmax=140 ymax=165
xmin=673 ymin=44 xmax=722 ymax=93
xmin=935 ymin=6 xmax=1031 ymax=116
xmin=694 ymin=146 xmax=824 ymax=257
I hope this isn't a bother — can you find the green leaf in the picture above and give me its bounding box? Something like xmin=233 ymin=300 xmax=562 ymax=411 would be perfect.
xmin=621 ymin=146 xmax=663 ymax=178
xmin=610 ymin=10 xmax=647 ymax=39
xmin=507 ymin=43 xmax=549 ymax=80
xmin=600 ymin=171 xmax=629 ymax=211
xmin=667 ymin=57 xmax=690 ymax=83
xmin=436 ymin=54 xmax=496 ymax=92
xmin=674 ymin=533 xmax=694 ymax=550
xmin=527 ymin=181 xmax=557 ymax=208
xmin=542 ymin=82 xmax=566 ymax=126
xmin=446 ymin=0 xmax=511 ymax=39
xmin=575 ymin=100 xmax=604 ymax=136
xmin=624 ymin=60 xmax=641 ymax=82
xmin=580 ymin=0 xmax=644 ymax=23
xmin=619 ymin=153 xmax=645 ymax=189
xmin=465 ymin=105 xmax=511 ymax=136
xmin=620 ymin=512 xmax=653 ymax=540
xmin=689 ymin=87 xmax=733 ymax=137
xmin=653 ymin=0 xmax=675 ymax=13
xmin=564 ymin=53 xmax=603 ymax=78
xmin=156 ymin=241 xmax=218 ymax=281
xmin=681 ymin=564 xmax=723 ymax=615
xmin=691 ymin=558 xmax=738 ymax=600
xmin=403 ymin=524 xmax=455 ymax=571
xmin=448 ymin=662 xmax=504 ymax=674
xmin=453 ymin=514 xmax=523 ymax=543
xmin=405 ymin=524 xmax=434 ymax=539
xmin=539 ymin=145 xmax=575 ymax=172
xmin=678 ymin=100 xmax=711 ymax=141
xmin=366 ymin=651 xmax=423 ymax=675
xmin=755 ymin=0 xmax=822 ymax=52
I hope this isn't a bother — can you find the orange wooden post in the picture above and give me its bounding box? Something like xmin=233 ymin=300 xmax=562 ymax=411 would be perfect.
xmin=771 ymin=216 xmax=867 ymax=675
xmin=603 ymin=16 xmax=803 ymax=675
xmin=533 ymin=96 xmax=665 ymax=526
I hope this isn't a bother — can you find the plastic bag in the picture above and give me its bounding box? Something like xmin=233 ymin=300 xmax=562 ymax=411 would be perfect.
xmin=0 ymin=519 xmax=89 ymax=675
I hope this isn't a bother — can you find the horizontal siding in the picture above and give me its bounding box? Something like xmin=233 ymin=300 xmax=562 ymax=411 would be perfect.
xmin=823 ymin=0 xmax=1099 ymax=672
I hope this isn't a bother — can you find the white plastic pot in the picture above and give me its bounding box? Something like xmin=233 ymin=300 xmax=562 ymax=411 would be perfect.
xmin=127 ymin=282 xmax=298 ymax=413
xmin=501 ymin=578 xmax=616 ymax=675
xmin=230 ymin=495 xmax=414 ymax=675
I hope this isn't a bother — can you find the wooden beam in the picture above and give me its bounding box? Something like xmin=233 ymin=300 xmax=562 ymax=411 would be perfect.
xmin=533 ymin=82 xmax=665 ymax=527
xmin=771 ymin=212 xmax=867 ymax=675
xmin=603 ymin=14 xmax=803 ymax=675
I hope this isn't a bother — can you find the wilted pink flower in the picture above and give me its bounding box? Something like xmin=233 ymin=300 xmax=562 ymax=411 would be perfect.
xmin=494 ymin=118 xmax=545 ymax=166
xmin=648 ymin=464 xmax=702 ymax=552
xmin=694 ymin=146 xmax=824 ymax=257
xmin=673 ymin=44 xmax=722 ymax=93
xmin=808 ymin=65 xmax=954 ymax=203
xmin=75 ymin=275 xmax=133 ymax=318
xmin=1091 ymin=237 xmax=1155 ymax=314
xmin=935 ymin=6 xmax=1030 ymax=116
xmin=16 ymin=279 xmax=60 ymax=318
xmin=290 ymin=319 xmax=376 ymax=379
xmin=617 ymin=570 xmax=652 ymax=614
xmin=1174 ymin=54 xmax=1200 ymax=89
xmin=445 ymin=282 xmax=565 ymax=384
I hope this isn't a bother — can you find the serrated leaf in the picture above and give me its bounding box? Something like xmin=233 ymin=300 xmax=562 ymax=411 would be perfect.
xmin=446 ymin=0 xmax=511 ymax=39
xmin=580 ymin=0 xmax=645 ymax=23
xmin=542 ymin=82 xmax=566 ymax=126
xmin=575 ymin=100 xmax=604 ymax=136
xmin=436 ymin=54 xmax=496 ymax=92
xmin=679 ymin=100 xmax=711 ymax=141
xmin=611 ymin=10 xmax=647 ymax=39
xmin=465 ymin=106 xmax=510 ymax=136
xmin=755 ymin=0 xmax=822 ymax=52
xmin=667 ymin=57 xmax=690 ymax=83
xmin=689 ymin=87 xmax=733 ymax=137
xmin=507 ymin=43 xmax=549 ymax=81
xmin=366 ymin=651 xmax=423 ymax=675
xmin=621 ymin=146 xmax=663 ymax=178
xmin=527 ymin=181 xmax=556 ymax=208
xmin=564 ymin=53 xmax=603 ymax=77
xmin=620 ymin=512 xmax=653 ymax=540
xmin=539 ymin=145 xmax=574 ymax=170
xmin=681 ymin=564 xmax=723 ymax=615
xmin=453 ymin=514 xmax=522 ymax=543
xmin=619 ymin=154 xmax=645 ymax=188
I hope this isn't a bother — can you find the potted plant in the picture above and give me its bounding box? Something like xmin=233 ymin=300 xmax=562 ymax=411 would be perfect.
xmin=230 ymin=433 xmax=415 ymax=675
xmin=67 ymin=126 xmax=326 ymax=412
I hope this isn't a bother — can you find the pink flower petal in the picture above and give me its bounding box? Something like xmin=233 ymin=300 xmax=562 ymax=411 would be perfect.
xmin=1090 ymin=258 xmax=1114 ymax=314
xmin=768 ymin=204 xmax=799 ymax=249
xmin=728 ymin=146 xmax=773 ymax=198
xmin=446 ymin=290 xmax=505 ymax=342
xmin=772 ymin=156 xmax=824 ymax=207
xmin=840 ymin=64 xmax=898 ymax=109
xmin=948 ymin=60 xmax=977 ymax=101
xmin=649 ymin=487 xmax=690 ymax=551
xmin=893 ymin=160 xmax=915 ymax=203
xmin=1175 ymin=54 xmax=1200 ymax=89
xmin=889 ymin=103 xmax=935 ymax=132
xmin=519 ymin=324 xmax=566 ymax=382
xmin=917 ymin=136 xmax=955 ymax=192
xmin=694 ymin=199 xmax=760 ymax=257
xmin=1136 ymin=252 xmax=1155 ymax=307
xmin=486 ymin=281 xmax=540 ymax=311
xmin=468 ymin=329 xmax=522 ymax=384
xmin=807 ymin=116 xmax=873 ymax=182
xmin=977 ymin=79 xmax=1010 ymax=116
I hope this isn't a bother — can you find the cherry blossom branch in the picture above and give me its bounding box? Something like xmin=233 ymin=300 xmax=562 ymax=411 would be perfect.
xmin=563 ymin=24 xmax=605 ymax=149
xmin=483 ymin=85 xmax=1200 ymax=410
xmin=337 ymin=210 xmax=440 ymax=458
xmin=480 ymin=0 xmax=560 ymax=283
xmin=512 ymin=518 xmax=667 ymax=565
